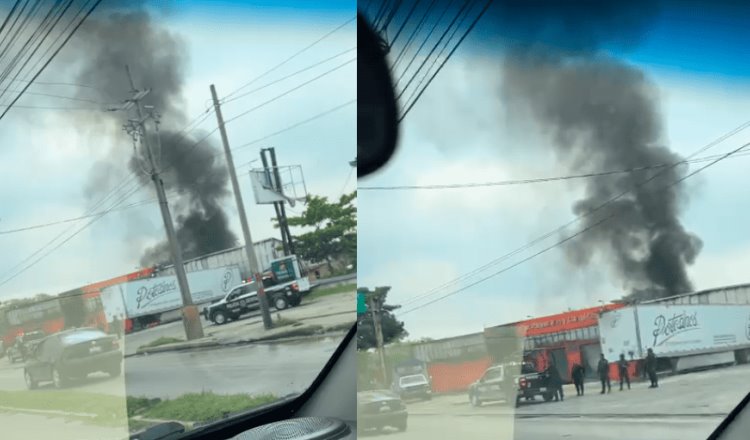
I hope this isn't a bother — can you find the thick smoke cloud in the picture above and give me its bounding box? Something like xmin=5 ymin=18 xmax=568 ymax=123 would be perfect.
xmin=491 ymin=0 xmax=702 ymax=299
xmin=74 ymin=11 xmax=237 ymax=267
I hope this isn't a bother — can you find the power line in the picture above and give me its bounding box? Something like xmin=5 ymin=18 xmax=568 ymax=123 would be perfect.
xmin=220 ymin=46 xmax=357 ymax=106
xmin=0 ymin=0 xmax=103 ymax=122
xmin=0 ymin=100 xmax=356 ymax=238
xmin=359 ymin=147 xmax=750 ymax=191
xmin=396 ymin=120 xmax=750 ymax=310
xmin=400 ymin=0 xmax=492 ymax=120
xmin=394 ymin=0 xmax=455 ymax=90
xmin=401 ymin=0 xmax=476 ymax=112
xmin=392 ymin=0 xmax=438 ymax=69
xmin=231 ymin=99 xmax=356 ymax=155
xmin=398 ymin=216 xmax=612 ymax=316
xmin=390 ymin=0 xmax=423 ymax=48
xmin=0 ymin=0 xmax=73 ymax=106
xmin=223 ymin=58 xmax=355 ymax=125
xmin=0 ymin=181 xmax=146 ymax=289
xmin=220 ymin=16 xmax=355 ymax=103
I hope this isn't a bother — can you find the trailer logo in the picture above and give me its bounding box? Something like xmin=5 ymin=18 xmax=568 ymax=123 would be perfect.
xmin=610 ymin=311 xmax=621 ymax=328
xmin=221 ymin=270 xmax=234 ymax=293
xmin=652 ymin=311 xmax=699 ymax=347
xmin=136 ymin=281 xmax=178 ymax=310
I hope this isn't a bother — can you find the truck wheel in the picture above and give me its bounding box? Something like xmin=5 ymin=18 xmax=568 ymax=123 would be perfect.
xmin=274 ymin=296 xmax=288 ymax=311
xmin=290 ymin=296 xmax=301 ymax=307
xmin=212 ymin=311 xmax=228 ymax=325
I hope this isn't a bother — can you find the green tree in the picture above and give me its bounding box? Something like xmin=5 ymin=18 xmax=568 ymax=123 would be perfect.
xmin=278 ymin=191 xmax=356 ymax=272
xmin=357 ymin=299 xmax=409 ymax=351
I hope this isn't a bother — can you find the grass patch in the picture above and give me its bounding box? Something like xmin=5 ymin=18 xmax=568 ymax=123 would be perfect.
xmin=307 ymin=283 xmax=355 ymax=301
xmin=138 ymin=336 xmax=184 ymax=351
xmin=127 ymin=392 xmax=278 ymax=423
xmin=0 ymin=390 xmax=127 ymax=427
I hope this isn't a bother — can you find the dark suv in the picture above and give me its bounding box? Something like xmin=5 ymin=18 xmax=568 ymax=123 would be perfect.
xmin=23 ymin=328 xmax=122 ymax=389
xmin=469 ymin=362 xmax=550 ymax=407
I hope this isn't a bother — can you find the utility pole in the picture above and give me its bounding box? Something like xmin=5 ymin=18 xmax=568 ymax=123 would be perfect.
xmin=210 ymin=84 xmax=273 ymax=330
xmin=365 ymin=286 xmax=390 ymax=386
xmin=120 ymin=66 xmax=204 ymax=340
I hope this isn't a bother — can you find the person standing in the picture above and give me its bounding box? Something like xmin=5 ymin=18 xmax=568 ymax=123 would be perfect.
xmin=645 ymin=348 xmax=659 ymax=388
xmin=617 ymin=354 xmax=630 ymax=391
xmin=571 ymin=363 xmax=585 ymax=396
xmin=545 ymin=362 xmax=564 ymax=401
xmin=597 ymin=353 xmax=611 ymax=394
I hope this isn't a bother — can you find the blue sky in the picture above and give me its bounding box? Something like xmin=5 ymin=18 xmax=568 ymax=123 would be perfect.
xmin=358 ymin=1 xmax=750 ymax=339
xmin=0 ymin=3 xmax=355 ymax=299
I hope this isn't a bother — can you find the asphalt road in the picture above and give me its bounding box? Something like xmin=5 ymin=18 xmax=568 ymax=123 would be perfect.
xmin=124 ymin=336 xmax=342 ymax=398
xmin=362 ymin=415 xmax=722 ymax=440
xmin=361 ymin=363 xmax=750 ymax=439
xmin=0 ymin=335 xmax=342 ymax=400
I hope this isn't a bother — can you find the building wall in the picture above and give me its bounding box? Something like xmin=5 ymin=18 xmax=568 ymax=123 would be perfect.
xmin=157 ymin=240 xmax=287 ymax=281
xmin=646 ymin=283 xmax=750 ymax=306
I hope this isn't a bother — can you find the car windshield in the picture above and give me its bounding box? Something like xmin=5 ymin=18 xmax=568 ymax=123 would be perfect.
xmin=0 ymin=2 xmax=355 ymax=438
xmin=400 ymin=375 xmax=426 ymax=385
xmin=358 ymin=1 xmax=747 ymax=439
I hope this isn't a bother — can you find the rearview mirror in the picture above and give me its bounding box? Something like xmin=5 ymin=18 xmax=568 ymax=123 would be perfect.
xmin=357 ymin=12 xmax=399 ymax=178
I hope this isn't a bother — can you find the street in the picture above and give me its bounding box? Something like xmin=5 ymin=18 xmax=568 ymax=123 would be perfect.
xmin=124 ymin=336 xmax=341 ymax=398
xmin=359 ymin=363 xmax=750 ymax=439
xmin=0 ymin=335 xmax=342 ymax=399
xmin=365 ymin=415 xmax=721 ymax=440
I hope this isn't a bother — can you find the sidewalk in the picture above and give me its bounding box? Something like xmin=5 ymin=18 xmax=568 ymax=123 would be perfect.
xmin=130 ymin=291 xmax=355 ymax=356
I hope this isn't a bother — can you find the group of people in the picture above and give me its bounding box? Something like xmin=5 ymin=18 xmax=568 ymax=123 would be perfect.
xmin=567 ymin=348 xmax=661 ymax=397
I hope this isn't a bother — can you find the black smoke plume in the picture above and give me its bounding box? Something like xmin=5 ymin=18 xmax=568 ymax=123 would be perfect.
xmin=491 ymin=0 xmax=702 ymax=300
xmin=73 ymin=11 xmax=237 ymax=267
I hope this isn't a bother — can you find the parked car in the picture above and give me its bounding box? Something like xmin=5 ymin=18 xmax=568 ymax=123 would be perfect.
xmin=394 ymin=373 xmax=432 ymax=400
xmin=203 ymin=279 xmax=303 ymax=325
xmin=7 ymin=331 xmax=46 ymax=364
xmin=23 ymin=328 xmax=122 ymax=389
xmin=357 ymin=390 xmax=408 ymax=433
xmin=469 ymin=362 xmax=551 ymax=408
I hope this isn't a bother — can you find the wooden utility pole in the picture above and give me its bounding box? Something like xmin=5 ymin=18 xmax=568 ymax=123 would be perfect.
xmin=210 ymin=84 xmax=273 ymax=330
xmin=366 ymin=287 xmax=390 ymax=386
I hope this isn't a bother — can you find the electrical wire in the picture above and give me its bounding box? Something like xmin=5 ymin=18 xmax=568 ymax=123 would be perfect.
xmin=396 ymin=120 xmax=750 ymax=310
xmin=392 ymin=0 xmax=438 ymax=69
xmin=396 ymin=0 xmax=471 ymax=101
xmin=359 ymin=147 xmax=750 ymax=191
xmin=390 ymin=0 xmax=423 ymax=48
xmin=400 ymin=0 xmax=493 ymax=120
xmin=0 ymin=0 xmax=103 ymax=121
xmin=220 ymin=46 xmax=357 ymax=105
xmin=220 ymin=16 xmax=355 ymax=103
